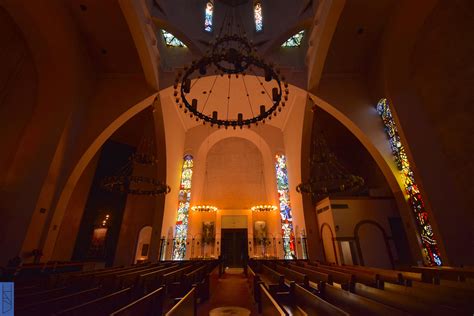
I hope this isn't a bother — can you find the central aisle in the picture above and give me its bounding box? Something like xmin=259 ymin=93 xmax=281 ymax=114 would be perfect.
xmin=198 ymin=268 xmax=259 ymax=316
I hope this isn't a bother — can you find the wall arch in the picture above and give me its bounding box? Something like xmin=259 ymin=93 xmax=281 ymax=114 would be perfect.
xmin=134 ymin=225 xmax=153 ymax=263
xmin=320 ymin=223 xmax=337 ymax=264
xmin=354 ymin=220 xmax=394 ymax=269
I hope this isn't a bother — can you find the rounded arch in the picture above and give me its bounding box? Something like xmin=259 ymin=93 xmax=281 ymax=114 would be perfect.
xmin=134 ymin=225 xmax=153 ymax=263
xmin=192 ymin=127 xmax=278 ymax=206
xmin=320 ymin=223 xmax=338 ymax=264
xmin=354 ymin=220 xmax=394 ymax=269
xmin=42 ymin=94 xmax=158 ymax=260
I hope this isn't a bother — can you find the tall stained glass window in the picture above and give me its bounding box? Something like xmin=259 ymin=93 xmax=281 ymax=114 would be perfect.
xmin=281 ymin=30 xmax=305 ymax=47
xmin=254 ymin=1 xmax=263 ymax=32
xmin=172 ymin=154 xmax=194 ymax=260
xmin=376 ymin=99 xmax=442 ymax=266
xmin=275 ymin=154 xmax=296 ymax=259
xmin=161 ymin=30 xmax=186 ymax=47
xmin=204 ymin=1 xmax=214 ymax=32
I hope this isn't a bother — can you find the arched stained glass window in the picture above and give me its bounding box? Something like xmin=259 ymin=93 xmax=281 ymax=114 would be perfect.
xmin=254 ymin=1 xmax=263 ymax=32
xmin=281 ymin=30 xmax=305 ymax=47
xmin=275 ymin=154 xmax=296 ymax=259
xmin=172 ymin=154 xmax=194 ymax=260
xmin=376 ymin=98 xmax=442 ymax=266
xmin=161 ymin=30 xmax=186 ymax=47
xmin=204 ymin=1 xmax=214 ymax=32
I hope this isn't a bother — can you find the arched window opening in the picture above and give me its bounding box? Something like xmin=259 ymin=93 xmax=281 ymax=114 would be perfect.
xmin=275 ymin=154 xmax=296 ymax=259
xmin=281 ymin=30 xmax=305 ymax=47
xmin=161 ymin=30 xmax=187 ymax=47
xmin=204 ymin=1 xmax=214 ymax=32
xmin=134 ymin=226 xmax=152 ymax=263
xmin=376 ymin=98 xmax=442 ymax=266
xmin=172 ymin=154 xmax=194 ymax=260
xmin=254 ymin=1 xmax=263 ymax=32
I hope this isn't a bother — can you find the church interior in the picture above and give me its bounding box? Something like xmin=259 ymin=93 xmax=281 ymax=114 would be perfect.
xmin=0 ymin=0 xmax=473 ymax=315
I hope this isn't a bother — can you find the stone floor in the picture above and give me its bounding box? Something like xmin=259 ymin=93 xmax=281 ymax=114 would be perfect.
xmin=197 ymin=267 xmax=259 ymax=316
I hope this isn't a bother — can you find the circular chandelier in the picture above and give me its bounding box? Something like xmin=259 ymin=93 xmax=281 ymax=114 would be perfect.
xmin=173 ymin=10 xmax=289 ymax=128
xmin=191 ymin=205 xmax=218 ymax=212
xmin=251 ymin=205 xmax=278 ymax=212
xmin=102 ymin=106 xmax=171 ymax=196
xmin=297 ymin=132 xmax=365 ymax=199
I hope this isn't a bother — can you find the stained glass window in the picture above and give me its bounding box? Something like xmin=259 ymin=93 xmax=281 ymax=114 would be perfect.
xmin=376 ymin=99 xmax=442 ymax=266
xmin=161 ymin=30 xmax=186 ymax=47
xmin=204 ymin=1 xmax=214 ymax=32
xmin=281 ymin=30 xmax=305 ymax=47
xmin=254 ymin=1 xmax=263 ymax=32
xmin=275 ymin=154 xmax=296 ymax=259
xmin=172 ymin=154 xmax=194 ymax=260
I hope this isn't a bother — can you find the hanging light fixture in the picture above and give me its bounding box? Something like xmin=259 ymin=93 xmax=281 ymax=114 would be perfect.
xmin=101 ymin=105 xmax=170 ymax=196
xmin=297 ymin=132 xmax=365 ymax=199
xmin=191 ymin=205 xmax=218 ymax=212
xmin=251 ymin=205 xmax=277 ymax=212
xmin=173 ymin=7 xmax=289 ymax=129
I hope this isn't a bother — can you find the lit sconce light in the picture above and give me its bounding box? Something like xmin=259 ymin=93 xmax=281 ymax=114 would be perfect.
xmin=191 ymin=205 xmax=218 ymax=212
xmin=251 ymin=205 xmax=277 ymax=212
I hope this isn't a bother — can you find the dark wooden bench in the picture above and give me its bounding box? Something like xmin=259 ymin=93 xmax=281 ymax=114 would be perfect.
xmin=285 ymin=283 xmax=349 ymax=316
xmin=165 ymin=286 xmax=196 ymax=316
xmin=319 ymin=282 xmax=406 ymax=316
xmin=318 ymin=264 xmax=381 ymax=289
xmin=17 ymin=286 xmax=101 ymax=315
xmin=54 ymin=287 xmax=133 ymax=316
xmin=343 ymin=265 xmax=403 ymax=285
xmin=258 ymin=283 xmax=288 ymax=315
xmin=288 ymin=263 xmax=332 ymax=289
xmin=247 ymin=265 xmax=261 ymax=303
xmin=109 ymin=286 xmax=164 ymax=316
xmin=354 ymin=282 xmax=459 ymax=315
xmin=274 ymin=264 xmax=309 ymax=288
xmin=301 ymin=263 xmax=354 ymax=290
xmin=260 ymin=264 xmax=287 ymax=295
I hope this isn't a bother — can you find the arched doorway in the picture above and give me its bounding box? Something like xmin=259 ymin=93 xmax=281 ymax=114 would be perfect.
xmin=355 ymin=220 xmax=393 ymax=269
xmin=320 ymin=223 xmax=337 ymax=264
xmin=134 ymin=226 xmax=152 ymax=263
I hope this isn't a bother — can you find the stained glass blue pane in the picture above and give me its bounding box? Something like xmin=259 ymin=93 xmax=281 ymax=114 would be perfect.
xmin=281 ymin=30 xmax=305 ymax=47
xmin=376 ymin=98 xmax=442 ymax=266
xmin=275 ymin=155 xmax=296 ymax=259
xmin=161 ymin=30 xmax=186 ymax=47
xmin=254 ymin=2 xmax=263 ymax=32
xmin=205 ymin=1 xmax=214 ymax=32
xmin=172 ymin=154 xmax=194 ymax=260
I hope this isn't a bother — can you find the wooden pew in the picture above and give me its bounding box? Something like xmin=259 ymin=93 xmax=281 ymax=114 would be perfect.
xmin=259 ymin=283 xmax=288 ymax=315
xmin=15 ymin=286 xmax=72 ymax=306
xmin=319 ymin=282 xmax=406 ymax=316
xmin=285 ymin=283 xmax=349 ymax=316
xmin=406 ymin=266 xmax=474 ymax=283
xmin=301 ymin=263 xmax=354 ymax=290
xmin=109 ymin=287 xmax=164 ymax=316
xmin=342 ymin=265 xmax=403 ymax=285
xmin=354 ymin=282 xmax=459 ymax=315
xmin=165 ymin=287 xmax=196 ymax=316
xmin=288 ymin=263 xmax=332 ymax=288
xmin=247 ymin=265 xmax=260 ymax=303
xmin=161 ymin=264 xmax=200 ymax=298
xmin=55 ymin=287 xmax=133 ymax=316
xmin=384 ymin=281 xmax=474 ymax=312
xmin=260 ymin=264 xmax=287 ymax=295
xmin=274 ymin=264 xmax=309 ymax=288
xmin=318 ymin=263 xmax=381 ymax=288
xmin=17 ymin=286 xmax=101 ymax=315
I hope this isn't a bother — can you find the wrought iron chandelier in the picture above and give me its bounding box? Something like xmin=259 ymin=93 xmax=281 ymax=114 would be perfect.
xmin=173 ymin=9 xmax=289 ymax=128
xmin=102 ymin=107 xmax=170 ymax=196
xmin=251 ymin=205 xmax=277 ymax=212
xmin=191 ymin=205 xmax=218 ymax=212
xmin=297 ymin=132 xmax=365 ymax=199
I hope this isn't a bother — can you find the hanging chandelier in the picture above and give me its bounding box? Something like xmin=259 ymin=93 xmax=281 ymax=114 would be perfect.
xmin=102 ymin=107 xmax=170 ymax=196
xmin=297 ymin=132 xmax=365 ymax=199
xmin=251 ymin=205 xmax=277 ymax=212
xmin=173 ymin=9 xmax=289 ymax=129
xmin=191 ymin=205 xmax=218 ymax=212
